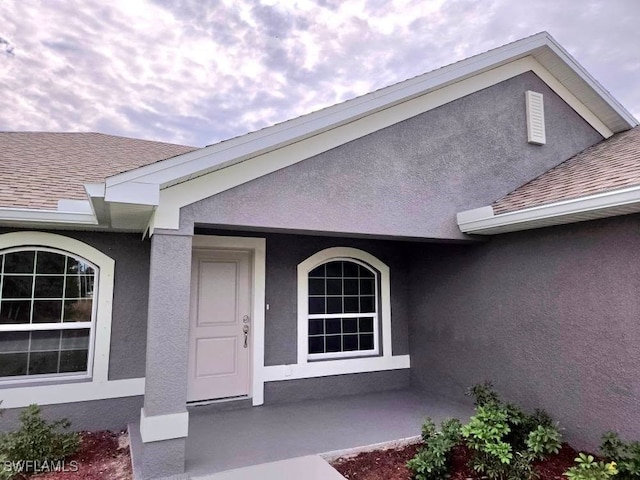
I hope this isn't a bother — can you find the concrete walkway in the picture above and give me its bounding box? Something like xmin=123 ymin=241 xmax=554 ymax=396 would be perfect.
xmin=192 ymin=455 xmax=345 ymax=480
xmin=185 ymin=389 xmax=473 ymax=477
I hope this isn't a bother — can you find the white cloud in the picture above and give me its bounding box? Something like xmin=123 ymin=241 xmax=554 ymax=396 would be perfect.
xmin=0 ymin=0 xmax=638 ymax=147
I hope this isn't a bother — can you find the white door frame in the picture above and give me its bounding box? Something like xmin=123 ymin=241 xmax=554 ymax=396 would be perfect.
xmin=192 ymin=235 xmax=266 ymax=406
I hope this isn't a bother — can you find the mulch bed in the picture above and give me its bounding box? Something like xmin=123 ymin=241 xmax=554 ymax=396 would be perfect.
xmin=28 ymin=431 xmax=132 ymax=480
xmin=331 ymin=442 xmax=580 ymax=480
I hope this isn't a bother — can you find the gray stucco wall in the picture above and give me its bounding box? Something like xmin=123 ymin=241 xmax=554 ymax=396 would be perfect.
xmin=408 ymin=214 xmax=640 ymax=450
xmin=0 ymin=228 xmax=150 ymax=380
xmin=181 ymin=71 xmax=602 ymax=240
xmin=0 ymin=396 xmax=144 ymax=432
xmin=195 ymin=229 xmax=411 ymax=366
xmin=264 ymin=370 xmax=410 ymax=404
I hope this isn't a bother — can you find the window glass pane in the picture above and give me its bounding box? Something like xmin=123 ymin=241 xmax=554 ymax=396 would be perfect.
xmin=325 ymin=261 xmax=342 ymax=277
xmin=359 ymin=265 xmax=375 ymax=278
xmin=66 ymin=258 xmax=94 ymax=275
xmin=308 ymin=336 xmax=324 ymax=354
xmin=325 ymin=335 xmax=341 ymax=352
xmin=28 ymin=351 xmax=60 ymax=375
xmin=308 ymin=319 xmax=324 ymax=335
xmin=3 ymin=251 xmax=35 ymax=273
xmin=0 ymin=300 xmax=31 ymax=324
xmin=326 ymin=297 xmax=342 ymax=314
xmin=36 ymin=252 xmax=66 ymax=274
xmin=308 ymin=278 xmax=325 ymax=295
xmin=63 ymin=300 xmax=93 ymax=322
xmin=343 ymin=335 xmax=359 ymax=351
xmin=308 ymin=265 xmax=325 ymax=278
xmin=34 ymin=277 xmax=64 ymax=298
xmin=30 ymin=330 xmax=62 ymax=351
xmin=59 ymin=349 xmax=88 ymax=373
xmin=2 ymin=276 xmax=33 ymax=298
xmin=325 ymin=318 xmax=341 ymax=334
xmin=360 ymin=296 xmax=375 ymax=313
xmin=344 ymin=296 xmax=359 ymax=313
xmin=343 ymin=318 xmax=358 ymax=333
xmin=359 ymin=317 xmax=374 ymax=333
xmin=0 ymin=353 xmax=28 ymax=376
xmin=61 ymin=329 xmax=90 ymax=350
xmin=0 ymin=331 xmax=29 ymax=352
xmin=308 ymin=297 xmax=325 ymax=315
xmin=344 ymin=278 xmax=359 ymax=295
xmin=359 ymin=333 xmax=374 ymax=350
xmin=343 ymin=262 xmax=359 ymax=277
xmin=65 ymin=276 xmax=94 ymax=298
xmin=360 ymin=278 xmax=374 ymax=295
xmin=326 ymin=279 xmax=342 ymax=295
xmin=32 ymin=300 xmax=63 ymax=323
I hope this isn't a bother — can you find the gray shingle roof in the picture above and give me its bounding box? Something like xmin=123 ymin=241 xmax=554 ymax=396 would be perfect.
xmin=493 ymin=127 xmax=640 ymax=214
xmin=0 ymin=132 xmax=196 ymax=209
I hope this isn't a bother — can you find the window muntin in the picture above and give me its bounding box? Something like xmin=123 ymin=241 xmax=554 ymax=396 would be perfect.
xmin=307 ymin=260 xmax=378 ymax=359
xmin=0 ymin=248 xmax=96 ymax=382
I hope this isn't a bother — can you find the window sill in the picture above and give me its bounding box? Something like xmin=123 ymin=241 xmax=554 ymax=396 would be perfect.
xmin=262 ymin=354 xmax=410 ymax=382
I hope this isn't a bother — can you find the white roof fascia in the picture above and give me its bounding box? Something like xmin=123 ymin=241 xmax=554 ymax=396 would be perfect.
xmin=0 ymin=207 xmax=98 ymax=226
xmin=106 ymin=32 xmax=635 ymax=196
xmin=538 ymin=33 xmax=639 ymax=129
xmin=457 ymin=185 xmax=640 ymax=235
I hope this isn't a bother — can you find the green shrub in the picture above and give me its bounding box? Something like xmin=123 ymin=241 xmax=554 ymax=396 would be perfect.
xmin=564 ymin=453 xmax=618 ymax=480
xmin=461 ymin=383 xmax=562 ymax=480
xmin=0 ymin=404 xmax=80 ymax=477
xmin=601 ymin=431 xmax=640 ymax=478
xmin=407 ymin=417 xmax=462 ymax=480
xmin=527 ymin=424 xmax=562 ymax=459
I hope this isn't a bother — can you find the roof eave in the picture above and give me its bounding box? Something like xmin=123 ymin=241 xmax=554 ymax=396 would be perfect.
xmin=103 ymin=32 xmax=637 ymax=199
xmin=457 ymin=185 xmax=640 ymax=235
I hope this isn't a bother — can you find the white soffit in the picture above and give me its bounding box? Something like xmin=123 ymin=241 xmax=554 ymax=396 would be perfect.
xmin=457 ymin=185 xmax=640 ymax=235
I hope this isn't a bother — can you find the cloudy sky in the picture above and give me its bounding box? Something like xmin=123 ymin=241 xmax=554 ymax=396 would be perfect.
xmin=1 ymin=0 xmax=638 ymax=147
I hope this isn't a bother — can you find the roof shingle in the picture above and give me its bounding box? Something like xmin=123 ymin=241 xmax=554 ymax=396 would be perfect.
xmin=0 ymin=132 xmax=196 ymax=209
xmin=493 ymin=127 xmax=640 ymax=214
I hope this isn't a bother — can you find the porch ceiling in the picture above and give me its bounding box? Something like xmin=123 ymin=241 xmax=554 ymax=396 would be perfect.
xmin=184 ymin=389 xmax=473 ymax=477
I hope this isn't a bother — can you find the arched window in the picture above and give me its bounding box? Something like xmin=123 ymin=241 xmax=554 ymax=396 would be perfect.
xmin=0 ymin=246 xmax=98 ymax=382
xmin=298 ymin=247 xmax=390 ymax=362
xmin=307 ymin=259 xmax=378 ymax=358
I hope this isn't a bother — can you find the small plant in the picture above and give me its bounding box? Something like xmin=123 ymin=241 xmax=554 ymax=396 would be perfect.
xmin=564 ymin=453 xmax=618 ymax=480
xmin=601 ymin=432 xmax=640 ymax=478
xmin=527 ymin=424 xmax=562 ymax=459
xmin=0 ymin=404 xmax=80 ymax=477
xmin=462 ymin=383 xmax=561 ymax=480
xmin=407 ymin=417 xmax=462 ymax=480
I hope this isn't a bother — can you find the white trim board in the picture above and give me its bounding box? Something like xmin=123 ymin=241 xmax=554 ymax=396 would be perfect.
xmin=0 ymin=378 xmax=144 ymax=408
xmin=148 ymin=55 xmax=622 ymax=231
xmin=191 ymin=235 xmax=267 ymax=406
xmin=140 ymin=408 xmax=188 ymax=443
xmin=457 ymin=184 xmax=640 ymax=235
xmin=262 ymin=355 xmax=411 ymax=382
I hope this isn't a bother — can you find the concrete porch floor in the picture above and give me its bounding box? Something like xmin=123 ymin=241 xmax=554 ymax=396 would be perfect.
xmin=185 ymin=389 xmax=474 ymax=477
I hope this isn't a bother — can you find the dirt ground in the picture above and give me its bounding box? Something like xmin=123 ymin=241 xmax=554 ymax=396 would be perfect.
xmin=331 ymin=442 xmax=581 ymax=480
xmin=28 ymin=431 xmax=132 ymax=480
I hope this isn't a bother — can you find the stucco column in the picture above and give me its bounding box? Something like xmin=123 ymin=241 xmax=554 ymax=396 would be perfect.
xmin=139 ymin=230 xmax=193 ymax=479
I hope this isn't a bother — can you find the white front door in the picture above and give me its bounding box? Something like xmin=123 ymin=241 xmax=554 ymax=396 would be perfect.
xmin=187 ymin=249 xmax=252 ymax=402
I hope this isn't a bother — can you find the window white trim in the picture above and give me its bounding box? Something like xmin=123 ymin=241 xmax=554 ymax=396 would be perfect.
xmin=297 ymin=247 xmax=393 ymax=366
xmin=0 ymin=231 xmax=124 ymax=407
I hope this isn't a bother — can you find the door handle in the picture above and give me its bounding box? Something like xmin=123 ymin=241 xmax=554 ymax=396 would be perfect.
xmin=243 ymin=325 xmax=249 ymax=348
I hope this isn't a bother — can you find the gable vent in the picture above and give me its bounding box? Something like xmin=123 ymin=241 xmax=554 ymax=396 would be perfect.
xmin=526 ymin=91 xmax=546 ymax=145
